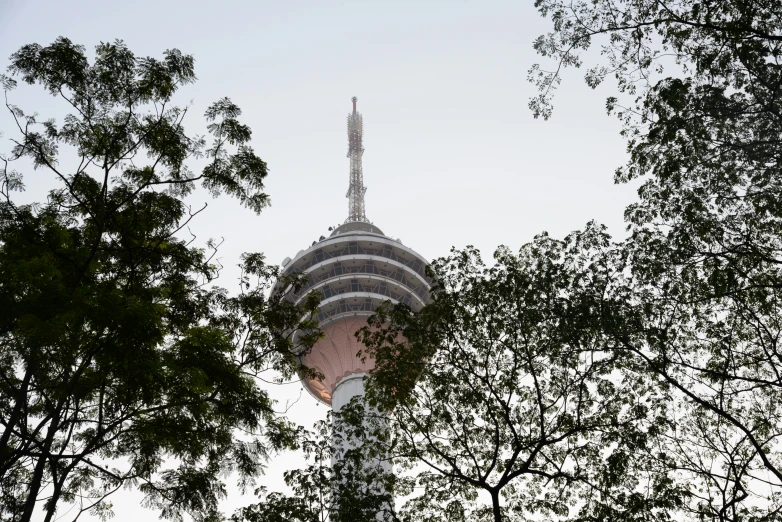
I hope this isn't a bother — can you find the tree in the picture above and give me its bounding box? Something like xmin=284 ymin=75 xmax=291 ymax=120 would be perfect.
xmin=358 ymin=224 xmax=683 ymax=522
xmin=530 ymin=1 xmax=782 ymax=519
xmin=0 ymin=38 xmax=319 ymax=522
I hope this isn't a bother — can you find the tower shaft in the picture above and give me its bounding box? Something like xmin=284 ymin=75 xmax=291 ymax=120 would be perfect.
xmin=346 ymin=97 xmax=369 ymax=223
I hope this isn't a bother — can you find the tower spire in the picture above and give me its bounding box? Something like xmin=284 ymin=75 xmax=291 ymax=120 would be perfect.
xmin=346 ymin=96 xmax=368 ymax=223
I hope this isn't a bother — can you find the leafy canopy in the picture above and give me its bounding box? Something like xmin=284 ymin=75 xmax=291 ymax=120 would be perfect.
xmin=358 ymin=224 xmax=684 ymax=522
xmin=332 ymin=1 xmax=782 ymax=520
xmin=528 ymin=0 xmax=782 ymax=520
xmin=0 ymin=38 xmax=318 ymax=522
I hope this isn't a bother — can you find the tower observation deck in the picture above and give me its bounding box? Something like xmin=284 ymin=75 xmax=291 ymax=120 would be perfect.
xmin=274 ymin=98 xmax=430 ymax=408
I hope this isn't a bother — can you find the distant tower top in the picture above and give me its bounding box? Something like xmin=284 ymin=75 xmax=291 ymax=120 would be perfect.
xmin=271 ymin=96 xmax=432 ymax=408
xmin=346 ymin=97 xmax=368 ymax=223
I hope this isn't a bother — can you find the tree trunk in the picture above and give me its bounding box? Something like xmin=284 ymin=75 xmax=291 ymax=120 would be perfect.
xmin=491 ymin=490 xmax=502 ymax=522
xmin=42 ymin=458 xmax=67 ymax=522
xmin=20 ymin=452 xmax=48 ymax=522
xmin=20 ymin=413 xmax=58 ymax=522
xmin=0 ymin=367 xmax=32 ymax=473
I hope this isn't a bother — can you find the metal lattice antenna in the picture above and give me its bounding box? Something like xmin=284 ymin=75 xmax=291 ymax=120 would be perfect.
xmin=345 ymin=96 xmax=369 ymax=223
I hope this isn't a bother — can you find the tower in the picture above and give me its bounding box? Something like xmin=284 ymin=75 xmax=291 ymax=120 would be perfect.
xmin=272 ymin=99 xmax=430 ymax=518
xmin=275 ymin=98 xmax=430 ymax=411
xmin=346 ymin=96 xmax=368 ymax=224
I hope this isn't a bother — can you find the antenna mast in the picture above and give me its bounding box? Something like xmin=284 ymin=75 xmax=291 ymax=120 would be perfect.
xmin=346 ymin=96 xmax=369 ymax=223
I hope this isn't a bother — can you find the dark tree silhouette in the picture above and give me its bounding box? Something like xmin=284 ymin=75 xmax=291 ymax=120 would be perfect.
xmin=0 ymin=38 xmax=320 ymax=522
xmin=358 ymin=225 xmax=683 ymax=522
xmin=531 ymin=0 xmax=782 ymax=519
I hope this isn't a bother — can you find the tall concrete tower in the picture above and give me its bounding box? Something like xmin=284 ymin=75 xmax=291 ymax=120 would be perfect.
xmin=275 ymin=97 xmax=430 ymax=413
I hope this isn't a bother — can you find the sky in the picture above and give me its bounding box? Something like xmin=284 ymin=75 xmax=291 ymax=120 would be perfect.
xmin=0 ymin=0 xmax=638 ymax=519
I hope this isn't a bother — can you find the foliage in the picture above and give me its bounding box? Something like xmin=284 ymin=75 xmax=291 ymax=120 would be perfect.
xmin=239 ymin=2 xmax=782 ymax=519
xmin=530 ymin=0 xmax=782 ymax=519
xmin=0 ymin=38 xmax=319 ymax=522
xmin=232 ymin=399 xmax=398 ymax=522
xmin=358 ymin=224 xmax=690 ymax=522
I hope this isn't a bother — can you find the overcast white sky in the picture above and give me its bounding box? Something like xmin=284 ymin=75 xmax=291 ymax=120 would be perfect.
xmin=1 ymin=0 xmax=638 ymax=519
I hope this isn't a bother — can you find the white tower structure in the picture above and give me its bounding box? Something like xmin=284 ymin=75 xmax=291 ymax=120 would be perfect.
xmin=272 ymin=99 xmax=430 ymax=514
xmin=274 ymin=96 xmax=430 ymax=420
xmin=275 ymin=98 xmax=430 ymax=411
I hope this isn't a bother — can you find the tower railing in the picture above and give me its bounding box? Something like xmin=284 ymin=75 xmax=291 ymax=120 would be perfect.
xmin=289 ymin=241 xmax=428 ymax=280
